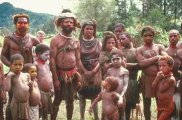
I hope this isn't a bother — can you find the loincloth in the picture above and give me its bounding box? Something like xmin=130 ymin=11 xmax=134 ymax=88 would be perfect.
xmin=29 ymin=105 xmax=39 ymax=120
xmin=40 ymin=90 xmax=53 ymax=115
xmin=125 ymin=79 xmax=139 ymax=108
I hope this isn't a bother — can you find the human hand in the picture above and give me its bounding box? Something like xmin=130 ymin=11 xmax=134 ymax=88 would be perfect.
xmin=117 ymin=97 xmax=124 ymax=108
xmin=135 ymin=103 xmax=143 ymax=119
xmin=88 ymin=107 xmax=93 ymax=115
xmin=156 ymin=71 xmax=165 ymax=80
xmin=28 ymin=81 xmax=33 ymax=92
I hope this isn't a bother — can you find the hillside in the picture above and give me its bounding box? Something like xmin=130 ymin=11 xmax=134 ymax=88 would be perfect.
xmin=0 ymin=2 xmax=55 ymax=35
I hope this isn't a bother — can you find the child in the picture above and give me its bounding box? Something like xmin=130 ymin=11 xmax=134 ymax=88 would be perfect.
xmin=106 ymin=49 xmax=129 ymax=120
xmin=0 ymin=61 xmax=5 ymax=119
xmin=34 ymin=43 xmax=53 ymax=120
xmin=152 ymin=55 xmax=176 ymax=120
xmin=23 ymin=63 xmax=41 ymax=120
xmin=89 ymin=76 xmax=120 ymax=120
xmin=3 ymin=54 xmax=32 ymax=120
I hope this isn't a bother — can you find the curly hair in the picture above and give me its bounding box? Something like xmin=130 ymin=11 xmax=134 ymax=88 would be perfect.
xmin=105 ymin=76 xmax=119 ymax=91
xmin=13 ymin=13 xmax=29 ymax=24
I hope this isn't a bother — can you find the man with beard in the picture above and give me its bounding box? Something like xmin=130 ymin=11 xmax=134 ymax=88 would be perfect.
xmin=1 ymin=13 xmax=40 ymax=120
xmin=1 ymin=13 xmax=40 ymax=67
xmin=50 ymin=12 xmax=85 ymax=120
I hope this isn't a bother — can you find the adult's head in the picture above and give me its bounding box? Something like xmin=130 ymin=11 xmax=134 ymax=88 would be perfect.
xmin=79 ymin=20 xmax=97 ymax=40
xmin=141 ymin=26 xmax=155 ymax=45
xmin=168 ymin=29 xmax=180 ymax=46
xmin=13 ymin=13 xmax=29 ymax=36
xmin=114 ymin=23 xmax=126 ymax=39
xmin=102 ymin=31 xmax=119 ymax=52
xmin=119 ymin=32 xmax=133 ymax=48
xmin=36 ymin=30 xmax=45 ymax=43
xmin=55 ymin=12 xmax=78 ymax=34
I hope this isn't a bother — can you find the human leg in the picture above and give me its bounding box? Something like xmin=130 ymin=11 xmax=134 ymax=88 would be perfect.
xmin=79 ymin=97 xmax=86 ymax=120
xmin=91 ymin=99 xmax=99 ymax=120
xmin=142 ymin=96 xmax=151 ymax=120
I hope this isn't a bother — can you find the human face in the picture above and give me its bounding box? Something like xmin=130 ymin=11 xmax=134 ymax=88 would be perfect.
xmin=158 ymin=60 xmax=172 ymax=75
xmin=106 ymin=38 xmax=116 ymax=52
xmin=169 ymin=33 xmax=180 ymax=45
xmin=61 ymin=18 xmax=75 ymax=34
xmin=102 ymin=80 xmax=110 ymax=91
xmin=16 ymin=17 xmax=29 ymax=35
xmin=37 ymin=34 xmax=45 ymax=43
xmin=143 ymin=31 xmax=154 ymax=45
xmin=40 ymin=50 xmax=50 ymax=62
xmin=28 ymin=66 xmax=37 ymax=80
xmin=119 ymin=34 xmax=130 ymax=48
xmin=10 ymin=60 xmax=24 ymax=74
xmin=114 ymin=27 xmax=124 ymax=39
xmin=83 ymin=25 xmax=94 ymax=39
xmin=111 ymin=54 xmax=122 ymax=68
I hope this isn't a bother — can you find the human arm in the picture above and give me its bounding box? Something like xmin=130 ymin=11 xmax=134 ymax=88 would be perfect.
xmin=3 ymin=71 xmax=15 ymax=91
xmin=152 ymin=71 xmax=164 ymax=88
xmin=136 ymin=47 xmax=159 ymax=67
xmin=0 ymin=63 xmax=4 ymax=87
xmin=88 ymin=92 xmax=102 ymax=113
xmin=160 ymin=77 xmax=176 ymax=93
xmin=49 ymin=38 xmax=60 ymax=91
xmin=1 ymin=37 xmax=11 ymax=67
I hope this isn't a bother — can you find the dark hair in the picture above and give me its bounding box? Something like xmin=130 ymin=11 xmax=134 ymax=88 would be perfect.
xmin=158 ymin=55 xmax=174 ymax=67
xmin=114 ymin=23 xmax=126 ymax=31
xmin=105 ymin=76 xmax=119 ymax=91
xmin=110 ymin=48 xmax=123 ymax=58
xmin=10 ymin=54 xmax=24 ymax=64
xmin=101 ymin=31 xmax=119 ymax=51
xmin=141 ymin=26 xmax=155 ymax=36
xmin=79 ymin=20 xmax=97 ymax=40
xmin=35 ymin=43 xmax=50 ymax=54
xmin=62 ymin=9 xmax=72 ymax=13
xmin=23 ymin=63 xmax=36 ymax=73
xmin=13 ymin=13 xmax=29 ymax=24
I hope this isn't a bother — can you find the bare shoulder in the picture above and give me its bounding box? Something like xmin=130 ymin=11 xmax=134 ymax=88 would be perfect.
xmin=50 ymin=34 xmax=60 ymax=45
xmin=121 ymin=67 xmax=129 ymax=75
xmin=155 ymin=43 xmax=165 ymax=48
xmin=29 ymin=34 xmax=40 ymax=44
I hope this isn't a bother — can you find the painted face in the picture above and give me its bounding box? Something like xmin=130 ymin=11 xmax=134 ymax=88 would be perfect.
xmin=10 ymin=60 xmax=24 ymax=74
xmin=143 ymin=31 xmax=154 ymax=44
xmin=158 ymin=60 xmax=172 ymax=75
xmin=83 ymin=25 xmax=94 ymax=39
xmin=169 ymin=33 xmax=180 ymax=45
xmin=16 ymin=17 xmax=29 ymax=35
xmin=111 ymin=54 xmax=122 ymax=68
xmin=114 ymin=26 xmax=124 ymax=39
xmin=40 ymin=50 xmax=50 ymax=62
xmin=28 ymin=66 xmax=37 ymax=80
xmin=119 ymin=34 xmax=130 ymax=47
xmin=61 ymin=18 xmax=75 ymax=34
xmin=106 ymin=38 xmax=116 ymax=52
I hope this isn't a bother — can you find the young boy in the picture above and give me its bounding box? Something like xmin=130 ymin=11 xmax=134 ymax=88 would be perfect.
xmin=23 ymin=63 xmax=41 ymax=120
xmin=34 ymin=43 xmax=53 ymax=120
xmin=3 ymin=54 xmax=32 ymax=120
xmin=106 ymin=49 xmax=129 ymax=119
xmin=0 ymin=61 xmax=5 ymax=119
xmin=152 ymin=55 xmax=176 ymax=120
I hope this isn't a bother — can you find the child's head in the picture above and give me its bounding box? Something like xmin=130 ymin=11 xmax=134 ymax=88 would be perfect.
xmin=102 ymin=31 xmax=119 ymax=52
xmin=10 ymin=54 xmax=24 ymax=74
xmin=35 ymin=44 xmax=50 ymax=62
xmin=110 ymin=49 xmax=124 ymax=68
xmin=103 ymin=76 xmax=119 ymax=91
xmin=158 ymin=55 xmax=174 ymax=75
xmin=23 ymin=63 xmax=37 ymax=80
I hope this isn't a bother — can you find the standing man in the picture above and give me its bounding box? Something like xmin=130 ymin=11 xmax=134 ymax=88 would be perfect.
xmin=166 ymin=29 xmax=181 ymax=81
xmin=136 ymin=26 xmax=167 ymax=120
xmin=1 ymin=13 xmax=40 ymax=67
xmin=50 ymin=12 xmax=85 ymax=120
xmin=0 ymin=13 xmax=40 ymax=120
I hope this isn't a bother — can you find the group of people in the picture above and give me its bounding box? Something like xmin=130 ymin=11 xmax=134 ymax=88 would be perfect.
xmin=0 ymin=9 xmax=181 ymax=120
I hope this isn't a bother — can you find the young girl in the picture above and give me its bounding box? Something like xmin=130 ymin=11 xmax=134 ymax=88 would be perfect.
xmin=99 ymin=31 xmax=119 ymax=80
xmin=23 ymin=63 xmax=41 ymax=120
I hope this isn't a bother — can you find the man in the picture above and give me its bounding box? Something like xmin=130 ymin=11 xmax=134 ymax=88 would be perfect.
xmin=1 ymin=13 xmax=40 ymax=67
xmin=50 ymin=12 xmax=85 ymax=120
xmin=166 ymin=29 xmax=181 ymax=81
xmin=136 ymin=26 xmax=167 ymax=120
xmin=0 ymin=13 xmax=40 ymax=120
xmin=36 ymin=30 xmax=45 ymax=43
